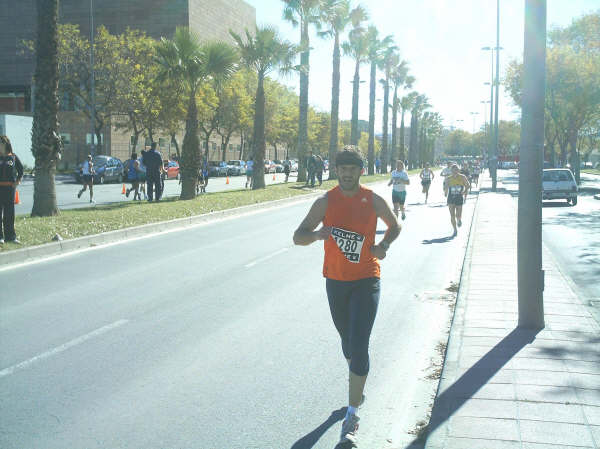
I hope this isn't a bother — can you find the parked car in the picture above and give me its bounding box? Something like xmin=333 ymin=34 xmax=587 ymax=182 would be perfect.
xmin=290 ymin=159 xmax=299 ymax=172
xmin=217 ymin=161 xmax=229 ymax=176
xmin=163 ymin=160 xmax=180 ymax=180
xmin=542 ymin=168 xmax=577 ymax=206
xmin=226 ymin=160 xmax=246 ymax=176
xmin=264 ymin=160 xmax=276 ymax=173
xmin=74 ymin=155 xmax=124 ymax=184
xmin=208 ymin=161 xmax=220 ymax=177
xmin=272 ymin=160 xmax=284 ymax=173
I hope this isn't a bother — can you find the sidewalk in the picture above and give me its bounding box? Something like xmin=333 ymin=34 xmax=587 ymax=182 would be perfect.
xmin=423 ymin=173 xmax=600 ymax=449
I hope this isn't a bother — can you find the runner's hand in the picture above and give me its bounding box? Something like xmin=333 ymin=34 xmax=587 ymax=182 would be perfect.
xmin=371 ymin=245 xmax=387 ymax=260
xmin=315 ymin=226 xmax=332 ymax=241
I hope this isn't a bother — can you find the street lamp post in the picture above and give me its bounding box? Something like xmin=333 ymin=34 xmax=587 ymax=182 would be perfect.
xmin=89 ymin=0 xmax=96 ymax=156
xmin=482 ymin=45 xmax=501 ymax=190
xmin=493 ymin=0 xmax=501 ymax=191
xmin=470 ymin=111 xmax=479 ymax=134
xmin=518 ymin=0 xmax=546 ymax=329
xmin=481 ymin=100 xmax=490 ymax=158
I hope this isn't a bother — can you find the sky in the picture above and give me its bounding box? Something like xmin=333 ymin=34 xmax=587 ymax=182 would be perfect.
xmin=244 ymin=0 xmax=598 ymax=133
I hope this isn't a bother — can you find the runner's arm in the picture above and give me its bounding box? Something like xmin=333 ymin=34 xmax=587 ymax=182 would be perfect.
xmin=372 ymin=193 xmax=401 ymax=259
xmin=293 ymin=195 xmax=330 ymax=246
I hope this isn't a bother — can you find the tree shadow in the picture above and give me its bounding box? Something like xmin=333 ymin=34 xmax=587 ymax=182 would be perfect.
xmin=402 ymin=327 xmax=541 ymax=448
xmin=289 ymin=407 xmax=346 ymax=449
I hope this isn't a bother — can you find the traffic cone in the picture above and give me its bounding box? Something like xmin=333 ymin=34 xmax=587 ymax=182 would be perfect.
xmin=226 ymin=176 xmax=229 ymax=185
xmin=122 ymin=184 xmax=126 ymax=194
xmin=14 ymin=190 xmax=20 ymax=205
xmin=272 ymin=174 xmax=276 ymax=181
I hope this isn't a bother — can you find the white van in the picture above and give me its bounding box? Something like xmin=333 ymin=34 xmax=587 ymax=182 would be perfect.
xmin=542 ymin=169 xmax=578 ymax=206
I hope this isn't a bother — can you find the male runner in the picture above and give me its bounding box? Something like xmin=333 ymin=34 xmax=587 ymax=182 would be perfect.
xmin=294 ymin=147 xmax=400 ymax=447
xmin=419 ymin=163 xmax=435 ymax=203
xmin=388 ymin=160 xmax=410 ymax=220
xmin=77 ymin=154 xmax=95 ymax=203
xmin=444 ymin=164 xmax=470 ymax=236
xmin=440 ymin=161 xmax=453 ymax=193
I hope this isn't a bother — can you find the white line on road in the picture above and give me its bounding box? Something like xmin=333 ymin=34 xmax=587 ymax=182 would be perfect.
xmin=0 ymin=319 xmax=129 ymax=378
xmin=245 ymin=247 xmax=290 ymax=268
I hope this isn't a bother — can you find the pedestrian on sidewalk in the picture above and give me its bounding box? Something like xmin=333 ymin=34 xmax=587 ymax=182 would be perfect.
xmin=245 ymin=158 xmax=253 ymax=189
xmin=306 ymin=151 xmax=317 ymax=187
xmin=0 ymin=135 xmax=24 ymax=244
xmin=141 ymin=142 xmax=163 ymax=202
xmin=444 ymin=163 xmax=470 ymax=237
xmin=283 ymin=157 xmax=291 ymax=183
xmin=125 ymin=153 xmax=142 ymax=200
xmin=316 ymin=154 xmax=324 ymax=186
xmin=77 ymin=154 xmax=95 ymax=203
xmin=293 ymin=147 xmax=400 ymax=447
xmin=420 ymin=163 xmax=435 ymax=204
xmin=388 ymin=160 xmax=410 ymax=220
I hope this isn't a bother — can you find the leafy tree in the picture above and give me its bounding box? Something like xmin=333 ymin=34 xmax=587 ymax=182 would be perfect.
xmin=282 ymin=0 xmax=323 ymax=182
xmin=156 ymin=27 xmax=237 ymax=199
xmin=230 ymin=26 xmax=298 ymax=189
xmin=378 ymin=45 xmax=399 ymax=173
xmin=265 ymin=78 xmax=299 ymax=161
xmin=399 ymin=92 xmax=417 ymax=162
xmin=390 ymin=62 xmax=412 ymax=168
xmin=31 ymin=0 xmax=62 ymax=217
xmin=408 ymin=93 xmax=430 ymax=168
xmin=319 ymin=0 xmax=367 ymax=177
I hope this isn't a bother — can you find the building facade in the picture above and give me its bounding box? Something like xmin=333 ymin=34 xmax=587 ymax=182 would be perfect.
xmin=0 ymin=0 xmax=256 ymax=167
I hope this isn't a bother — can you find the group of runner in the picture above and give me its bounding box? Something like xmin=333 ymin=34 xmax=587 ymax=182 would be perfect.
xmin=294 ymin=148 xmax=477 ymax=446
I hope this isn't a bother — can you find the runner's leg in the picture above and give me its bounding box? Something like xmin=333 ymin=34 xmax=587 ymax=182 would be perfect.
xmin=449 ymin=204 xmax=457 ymax=233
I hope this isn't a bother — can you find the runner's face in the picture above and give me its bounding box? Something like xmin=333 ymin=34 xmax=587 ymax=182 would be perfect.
xmin=337 ymin=164 xmax=361 ymax=191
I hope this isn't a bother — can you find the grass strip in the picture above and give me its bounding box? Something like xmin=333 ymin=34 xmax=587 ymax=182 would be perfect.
xmin=4 ymin=172 xmax=416 ymax=252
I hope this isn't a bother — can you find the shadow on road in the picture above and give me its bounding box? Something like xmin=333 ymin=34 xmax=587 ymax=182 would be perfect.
xmin=290 ymin=407 xmax=345 ymax=449
xmin=422 ymin=235 xmax=455 ymax=245
xmin=401 ymin=327 xmax=541 ymax=449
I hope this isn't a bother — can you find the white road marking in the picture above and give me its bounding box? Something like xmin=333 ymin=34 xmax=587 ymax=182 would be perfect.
xmin=0 ymin=319 xmax=129 ymax=378
xmin=245 ymin=247 xmax=290 ymax=268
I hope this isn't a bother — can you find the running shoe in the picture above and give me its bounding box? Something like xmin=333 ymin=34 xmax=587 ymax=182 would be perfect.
xmin=0 ymin=239 xmax=4 ymax=244
xmin=77 ymin=190 xmax=82 ymax=199
xmin=339 ymin=413 xmax=360 ymax=446
xmin=457 ymin=219 xmax=462 ymax=227
xmin=452 ymin=229 xmax=457 ymax=237
xmin=401 ymin=212 xmax=406 ymax=220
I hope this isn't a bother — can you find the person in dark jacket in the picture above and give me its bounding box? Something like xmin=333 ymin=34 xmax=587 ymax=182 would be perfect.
xmin=141 ymin=142 xmax=164 ymax=202
xmin=0 ymin=135 xmax=24 ymax=244
xmin=306 ymin=151 xmax=317 ymax=187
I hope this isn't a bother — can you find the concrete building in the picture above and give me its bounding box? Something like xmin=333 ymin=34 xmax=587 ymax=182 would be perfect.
xmin=0 ymin=0 xmax=256 ymax=167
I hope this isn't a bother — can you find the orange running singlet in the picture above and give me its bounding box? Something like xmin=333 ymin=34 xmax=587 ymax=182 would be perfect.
xmin=322 ymin=185 xmax=380 ymax=281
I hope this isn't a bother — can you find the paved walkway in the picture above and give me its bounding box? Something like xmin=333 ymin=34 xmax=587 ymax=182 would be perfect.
xmin=423 ymin=173 xmax=600 ymax=449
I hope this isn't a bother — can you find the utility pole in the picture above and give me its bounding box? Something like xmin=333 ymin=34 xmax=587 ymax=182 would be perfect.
xmin=492 ymin=0 xmax=501 ymax=191
xmin=89 ymin=0 xmax=96 ymax=156
xmin=518 ymin=0 xmax=546 ymax=329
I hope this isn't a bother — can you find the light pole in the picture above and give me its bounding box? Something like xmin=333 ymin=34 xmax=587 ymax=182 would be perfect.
xmin=518 ymin=0 xmax=546 ymax=329
xmin=89 ymin=0 xmax=96 ymax=156
xmin=470 ymin=112 xmax=479 ymax=134
xmin=482 ymin=45 xmax=502 ymax=189
xmin=481 ymin=100 xmax=491 ymax=159
xmin=493 ymin=0 xmax=501 ymax=191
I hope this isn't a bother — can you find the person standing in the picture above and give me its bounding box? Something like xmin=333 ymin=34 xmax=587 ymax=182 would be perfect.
xmin=294 ymin=147 xmax=400 ymax=447
xmin=315 ymin=154 xmax=324 ymax=186
xmin=0 ymin=136 xmax=24 ymax=244
xmin=141 ymin=142 xmax=163 ymax=202
xmin=77 ymin=154 xmax=95 ymax=203
xmin=419 ymin=163 xmax=435 ymax=204
xmin=375 ymin=157 xmax=381 ymax=174
xmin=444 ymin=164 xmax=470 ymax=236
xmin=245 ymin=158 xmax=254 ymax=189
xmin=283 ymin=157 xmax=291 ymax=183
xmin=388 ymin=160 xmax=410 ymax=220
xmin=306 ymin=151 xmax=317 ymax=187
xmin=125 ymin=153 xmax=142 ymax=200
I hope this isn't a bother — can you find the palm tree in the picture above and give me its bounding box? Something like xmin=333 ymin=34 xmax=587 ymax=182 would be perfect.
xmin=231 ymin=26 xmax=298 ymax=189
xmin=400 ymin=91 xmax=417 ymax=162
xmin=390 ymin=61 xmax=410 ymax=169
xmin=156 ymin=28 xmax=237 ymax=200
xmin=342 ymin=24 xmax=369 ymax=146
xmin=408 ymin=93 xmax=430 ymax=169
xmin=366 ymin=26 xmax=394 ymax=175
xmin=282 ymin=0 xmax=323 ymax=183
xmin=31 ymin=0 xmax=62 ymax=217
xmin=319 ymin=0 xmax=367 ymax=178
xmin=379 ymin=46 xmax=399 ymax=174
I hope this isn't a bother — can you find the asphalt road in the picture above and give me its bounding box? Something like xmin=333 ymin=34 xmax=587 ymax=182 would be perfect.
xmin=15 ymin=172 xmax=300 ymax=216
xmin=0 ymin=175 xmax=475 ymax=449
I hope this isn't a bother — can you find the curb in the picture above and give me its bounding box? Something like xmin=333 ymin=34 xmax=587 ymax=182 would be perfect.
xmin=0 ymin=190 xmax=324 ymax=268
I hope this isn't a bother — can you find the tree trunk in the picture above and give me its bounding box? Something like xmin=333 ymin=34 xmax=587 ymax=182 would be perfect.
xmin=252 ymin=74 xmax=266 ymax=189
xmin=350 ymin=60 xmax=360 ymax=146
xmin=399 ymin=108 xmax=406 ymax=161
xmin=569 ymin=127 xmax=580 ymax=184
xmin=170 ymin=133 xmax=180 ymax=160
xmin=328 ymin=32 xmax=340 ymax=180
xmin=180 ymin=91 xmax=199 ymax=199
xmin=390 ymin=88 xmax=399 ymax=170
xmin=409 ymin=112 xmax=418 ymax=169
xmin=381 ymin=77 xmax=390 ymax=174
xmin=31 ymin=0 xmax=61 ymax=217
xmin=368 ymin=61 xmax=376 ymax=175
xmin=297 ymin=19 xmax=310 ymax=183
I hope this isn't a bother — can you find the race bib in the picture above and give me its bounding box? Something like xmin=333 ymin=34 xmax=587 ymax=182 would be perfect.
xmin=331 ymin=227 xmax=365 ymax=264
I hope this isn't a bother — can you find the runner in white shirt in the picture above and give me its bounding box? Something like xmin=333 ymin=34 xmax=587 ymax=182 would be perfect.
xmin=77 ymin=154 xmax=95 ymax=203
xmin=440 ymin=161 xmax=453 ymax=194
xmin=388 ymin=160 xmax=410 ymax=220
xmin=419 ymin=163 xmax=435 ymax=204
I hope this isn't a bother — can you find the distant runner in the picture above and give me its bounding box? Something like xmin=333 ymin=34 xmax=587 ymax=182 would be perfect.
xmin=419 ymin=163 xmax=435 ymax=204
xmin=440 ymin=161 xmax=453 ymax=193
xmin=77 ymin=154 xmax=95 ymax=203
xmin=245 ymin=158 xmax=253 ymax=189
xmin=444 ymin=164 xmax=470 ymax=236
xmin=293 ymin=147 xmax=400 ymax=447
xmin=388 ymin=160 xmax=410 ymax=220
